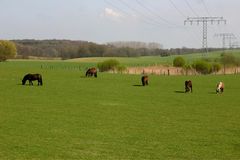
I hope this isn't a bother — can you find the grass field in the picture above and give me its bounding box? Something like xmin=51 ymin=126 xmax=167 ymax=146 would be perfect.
xmin=1 ymin=60 xmax=240 ymax=159
xmin=66 ymin=49 xmax=240 ymax=67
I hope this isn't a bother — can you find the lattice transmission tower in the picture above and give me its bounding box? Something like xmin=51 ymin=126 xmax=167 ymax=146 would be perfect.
xmin=214 ymin=33 xmax=236 ymax=50
xmin=184 ymin=17 xmax=226 ymax=54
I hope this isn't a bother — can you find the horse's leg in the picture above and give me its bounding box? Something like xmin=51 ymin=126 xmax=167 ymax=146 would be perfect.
xmin=221 ymin=87 xmax=224 ymax=93
xmin=29 ymin=80 xmax=33 ymax=85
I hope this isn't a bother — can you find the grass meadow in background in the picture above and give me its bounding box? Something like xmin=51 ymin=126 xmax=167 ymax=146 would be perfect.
xmin=67 ymin=49 xmax=240 ymax=67
xmin=0 ymin=60 xmax=240 ymax=159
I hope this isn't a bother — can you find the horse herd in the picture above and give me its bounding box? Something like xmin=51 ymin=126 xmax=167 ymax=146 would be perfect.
xmin=21 ymin=67 xmax=224 ymax=94
xmin=184 ymin=80 xmax=224 ymax=93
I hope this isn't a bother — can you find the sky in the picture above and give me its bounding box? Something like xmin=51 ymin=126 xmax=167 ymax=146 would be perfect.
xmin=0 ymin=0 xmax=240 ymax=49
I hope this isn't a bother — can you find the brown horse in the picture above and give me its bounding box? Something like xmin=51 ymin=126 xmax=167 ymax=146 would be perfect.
xmin=185 ymin=80 xmax=192 ymax=93
xmin=216 ymin=82 xmax=224 ymax=93
xmin=86 ymin=67 xmax=97 ymax=77
xmin=141 ymin=75 xmax=149 ymax=86
xmin=22 ymin=73 xmax=43 ymax=85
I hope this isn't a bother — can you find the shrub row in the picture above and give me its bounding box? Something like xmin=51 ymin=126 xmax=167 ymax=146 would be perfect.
xmin=173 ymin=56 xmax=222 ymax=74
xmin=97 ymin=59 xmax=126 ymax=73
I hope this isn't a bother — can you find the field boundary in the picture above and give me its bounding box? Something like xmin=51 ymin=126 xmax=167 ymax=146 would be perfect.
xmin=123 ymin=65 xmax=240 ymax=75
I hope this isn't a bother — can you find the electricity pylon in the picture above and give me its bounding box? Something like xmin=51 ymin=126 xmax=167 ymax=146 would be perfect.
xmin=214 ymin=33 xmax=236 ymax=50
xmin=184 ymin=17 xmax=226 ymax=55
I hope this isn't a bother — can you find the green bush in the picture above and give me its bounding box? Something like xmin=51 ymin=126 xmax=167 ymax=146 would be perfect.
xmin=173 ymin=56 xmax=185 ymax=67
xmin=211 ymin=63 xmax=222 ymax=73
xmin=116 ymin=65 xmax=127 ymax=73
xmin=220 ymin=53 xmax=239 ymax=66
xmin=97 ymin=59 xmax=120 ymax=72
xmin=192 ymin=60 xmax=211 ymax=74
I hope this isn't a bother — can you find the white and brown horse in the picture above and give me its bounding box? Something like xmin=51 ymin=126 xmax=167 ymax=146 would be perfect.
xmin=216 ymin=82 xmax=224 ymax=93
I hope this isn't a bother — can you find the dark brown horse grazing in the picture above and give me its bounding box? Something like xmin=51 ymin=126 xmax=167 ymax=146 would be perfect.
xmin=86 ymin=67 xmax=97 ymax=78
xmin=141 ymin=75 xmax=149 ymax=86
xmin=22 ymin=74 xmax=43 ymax=85
xmin=185 ymin=80 xmax=192 ymax=93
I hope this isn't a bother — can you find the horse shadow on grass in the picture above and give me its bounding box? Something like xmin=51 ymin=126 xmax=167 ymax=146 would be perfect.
xmin=174 ymin=90 xmax=185 ymax=94
xmin=80 ymin=76 xmax=87 ymax=78
xmin=133 ymin=84 xmax=143 ymax=87
xmin=18 ymin=83 xmax=42 ymax=86
xmin=80 ymin=76 xmax=98 ymax=79
xmin=208 ymin=91 xmax=217 ymax=94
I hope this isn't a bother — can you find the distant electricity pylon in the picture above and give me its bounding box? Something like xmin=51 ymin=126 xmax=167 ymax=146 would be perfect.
xmin=184 ymin=17 xmax=226 ymax=55
xmin=231 ymin=41 xmax=239 ymax=48
xmin=214 ymin=33 xmax=236 ymax=50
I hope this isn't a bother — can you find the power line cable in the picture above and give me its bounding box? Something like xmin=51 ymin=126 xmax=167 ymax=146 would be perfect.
xmin=104 ymin=0 xmax=131 ymax=18
xmin=118 ymin=0 xmax=175 ymax=28
xmin=135 ymin=0 xmax=182 ymax=27
xmin=201 ymin=0 xmax=212 ymax=16
xmin=168 ymin=0 xmax=186 ymax=18
xmin=136 ymin=0 xmax=201 ymax=47
xmin=104 ymin=0 xmax=164 ymax=27
xmin=184 ymin=0 xmax=199 ymax=17
xmin=166 ymin=0 xmax=201 ymax=44
xmin=136 ymin=0 xmax=203 ymax=47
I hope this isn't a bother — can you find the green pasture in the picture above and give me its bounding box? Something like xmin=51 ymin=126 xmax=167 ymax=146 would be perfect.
xmin=66 ymin=49 xmax=240 ymax=67
xmin=0 ymin=60 xmax=240 ymax=159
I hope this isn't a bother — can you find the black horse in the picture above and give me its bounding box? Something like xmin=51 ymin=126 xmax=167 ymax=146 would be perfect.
xmin=22 ymin=73 xmax=43 ymax=85
xmin=185 ymin=80 xmax=192 ymax=93
xmin=141 ymin=75 xmax=149 ymax=86
xmin=86 ymin=68 xmax=97 ymax=78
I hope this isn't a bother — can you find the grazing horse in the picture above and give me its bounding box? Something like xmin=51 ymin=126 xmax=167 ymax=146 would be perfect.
xmin=22 ymin=73 xmax=43 ymax=86
xmin=216 ymin=82 xmax=224 ymax=93
xmin=185 ymin=80 xmax=192 ymax=93
xmin=86 ymin=67 xmax=97 ymax=78
xmin=141 ymin=75 xmax=149 ymax=86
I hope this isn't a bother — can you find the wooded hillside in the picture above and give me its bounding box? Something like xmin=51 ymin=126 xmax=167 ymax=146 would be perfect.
xmin=13 ymin=39 xmax=222 ymax=59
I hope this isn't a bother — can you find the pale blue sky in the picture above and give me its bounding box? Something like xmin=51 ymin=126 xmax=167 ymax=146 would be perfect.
xmin=0 ymin=0 xmax=239 ymax=48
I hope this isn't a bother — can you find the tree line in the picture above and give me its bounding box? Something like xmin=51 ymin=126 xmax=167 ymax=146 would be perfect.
xmin=12 ymin=39 xmax=224 ymax=59
xmin=0 ymin=39 xmax=225 ymax=61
